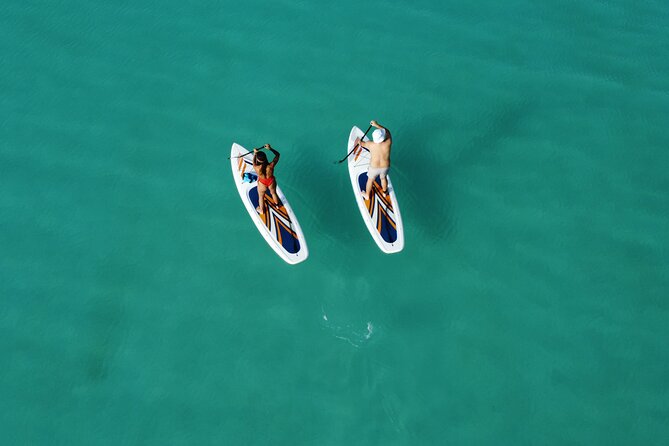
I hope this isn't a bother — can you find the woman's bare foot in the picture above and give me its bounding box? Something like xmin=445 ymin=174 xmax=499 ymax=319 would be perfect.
xmin=256 ymin=206 xmax=264 ymax=214
xmin=361 ymin=191 xmax=369 ymax=200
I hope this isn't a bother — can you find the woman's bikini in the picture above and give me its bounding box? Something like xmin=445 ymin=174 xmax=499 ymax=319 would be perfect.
xmin=258 ymin=176 xmax=275 ymax=187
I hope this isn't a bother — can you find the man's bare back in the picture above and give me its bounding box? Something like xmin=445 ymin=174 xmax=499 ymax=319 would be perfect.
xmin=357 ymin=120 xmax=393 ymax=199
xmin=365 ymin=138 xmax=392 ymax=168
xmin=357 ymin=121 xmax=392 ymax=166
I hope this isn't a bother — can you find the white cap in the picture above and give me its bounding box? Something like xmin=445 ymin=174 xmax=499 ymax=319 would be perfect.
xmin=372 ymin=129 xmax=386 ymax=143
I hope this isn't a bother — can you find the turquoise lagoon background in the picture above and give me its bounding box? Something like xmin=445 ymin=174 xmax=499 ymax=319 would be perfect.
xmin=1 ymin=0 xmax=668 ymax=444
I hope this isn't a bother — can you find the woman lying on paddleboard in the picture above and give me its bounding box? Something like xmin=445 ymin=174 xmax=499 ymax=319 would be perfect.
xmin=253 ymin=144 xmax=281 ymax=214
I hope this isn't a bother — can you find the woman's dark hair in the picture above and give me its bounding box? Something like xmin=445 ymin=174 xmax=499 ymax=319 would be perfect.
xmin=255 ymin=151 xmax=268 ymax=177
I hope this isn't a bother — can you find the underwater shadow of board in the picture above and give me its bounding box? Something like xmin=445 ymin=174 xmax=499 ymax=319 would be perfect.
xmin=445 ymin=101 xmax=528 ymax=173
xmin=393 ymin=115 xmax=455 ymax=243
xmin=396 ymin=104 xmax=528 ymax=243
xmin=288 ymin=143 xmax=361 ymax=248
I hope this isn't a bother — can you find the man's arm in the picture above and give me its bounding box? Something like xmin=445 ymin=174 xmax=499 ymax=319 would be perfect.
xmin=355 ymin=137 xmax=372 ymax=149
xmin=370 ymin=120 xmax=391 ymax=139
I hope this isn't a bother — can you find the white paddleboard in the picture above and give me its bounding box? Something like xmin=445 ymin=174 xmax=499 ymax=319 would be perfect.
xmin=230 ymin=143 xmax=308 ymax=264
xmin=347 ymin=126 xmax=404 ymax=253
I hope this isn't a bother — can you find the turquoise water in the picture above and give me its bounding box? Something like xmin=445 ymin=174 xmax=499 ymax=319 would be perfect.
xmin=2 ymin=0 xmax=668 ymax=444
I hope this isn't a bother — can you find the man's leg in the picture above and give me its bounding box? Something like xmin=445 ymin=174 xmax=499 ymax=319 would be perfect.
xmin=363 ymin=176 xmax=375 ymax=200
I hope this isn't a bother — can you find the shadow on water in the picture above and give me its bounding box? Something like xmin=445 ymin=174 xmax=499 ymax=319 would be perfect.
xmin=288 ymin=141 xmax=366 ymax=250
xmin=393 ymin=112 xmax=455 ymax=242
xmin=446 ymin=101 xmax=528 ymax=170
xmin=86 ymin=255 xmax=130 ymax=382
xmin=396 ymin=103 xmax=529 ymax=243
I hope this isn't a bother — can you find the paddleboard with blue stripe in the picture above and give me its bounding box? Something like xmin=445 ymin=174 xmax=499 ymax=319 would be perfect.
xmin=347 ymin=126 xmax=404 ymax=253
xmin=230 ymin=143 xmax=308 ymax=264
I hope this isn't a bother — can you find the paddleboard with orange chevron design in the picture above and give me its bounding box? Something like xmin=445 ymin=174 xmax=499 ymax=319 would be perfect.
xmin=347 ymin=126 xmax=404 ymax=253
xmin=230 ymin=143 xmax=308 ymax=264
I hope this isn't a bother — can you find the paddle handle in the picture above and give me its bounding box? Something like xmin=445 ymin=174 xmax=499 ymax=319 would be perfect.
xmin=336 ymin=125 xmax=373 ymax=164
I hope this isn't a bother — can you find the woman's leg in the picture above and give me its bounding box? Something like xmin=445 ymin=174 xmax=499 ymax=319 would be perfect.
xmin=268 ymin=182 xmax=281 ymax=206
xmin=256 ymin=183 xmax=267 ymax=213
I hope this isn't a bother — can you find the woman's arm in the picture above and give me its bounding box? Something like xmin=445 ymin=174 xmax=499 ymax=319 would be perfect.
xmin=265 ymin=144 xmax=280 ymax=165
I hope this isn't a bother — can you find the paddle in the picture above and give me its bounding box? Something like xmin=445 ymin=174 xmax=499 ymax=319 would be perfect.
xmin=334 ymin=124 xmax=373 ymax=164
xmin=228 ymin=147 xmax=264 ymax=160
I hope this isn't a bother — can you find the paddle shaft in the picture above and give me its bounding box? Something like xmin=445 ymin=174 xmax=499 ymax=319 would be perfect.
xmin=336 ymin=125 xmax=373 ymax=164
xmin=228 ymin=147 xmax=264 ymax=160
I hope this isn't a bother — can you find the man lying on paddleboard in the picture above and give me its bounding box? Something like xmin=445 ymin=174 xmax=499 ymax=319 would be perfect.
xmin=355 ymin=120 xmax=392 ymax=199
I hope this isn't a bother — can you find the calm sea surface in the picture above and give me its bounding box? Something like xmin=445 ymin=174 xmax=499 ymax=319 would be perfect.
xmin=2 ymin=0 xmax=668 ymax=444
